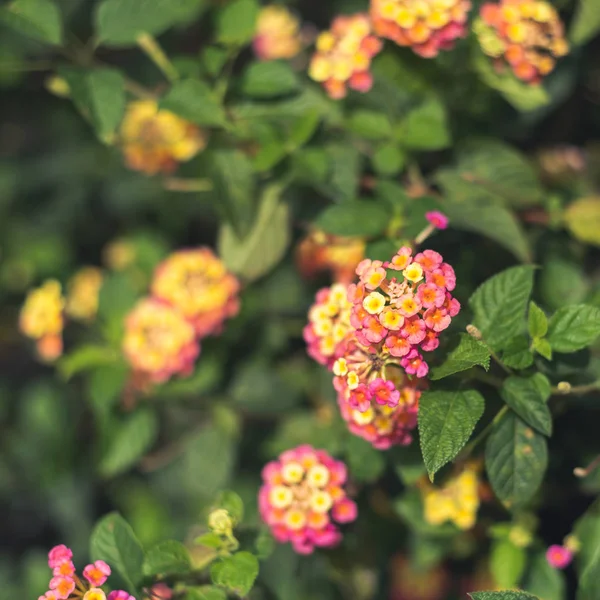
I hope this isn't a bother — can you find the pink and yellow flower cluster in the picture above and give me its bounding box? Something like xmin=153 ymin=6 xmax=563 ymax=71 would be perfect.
xmin=123 ymin=247 xmax=239 ymax=383
xmin=475 ymin=0 xmax=568 ymax=84
xmin=370 ymin=0 xmax=471 ymax=58
xmin=308 ymin=14 xmax=383 ymax=99
xmin=253 ymin=5 xmax=304 ymax=61
xmin=39 ymin=544 xmax=133 ymax=600
xmin=303 ymin=283 xmax=353 ymax=367
xmin=259 ymin=445 xmax=357 ymax=554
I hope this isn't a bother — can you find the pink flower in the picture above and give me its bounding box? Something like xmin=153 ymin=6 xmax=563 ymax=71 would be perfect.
xmin=369 ymin=378 xmax=400 ymax=408
xmin=387 ymin=246 xmax=413 ymax=271
xmin=49 ymin=576 xmax=75 ymax=599
xmin=546 ymin=545 xmax=573 ymax=569
xmin=349 ymin=383 xmax=372 ymax=412
xmin=108 ymin=592 xmax=136 ymax=600
xmin=425 ymin=211 xmax=449 ymax=229
xmin=53 ymin=561 xmax=75 ymax=578
xmin=385 ymin=335 xmax=411 ymax=357
xmin=401 ymin=317 xmax=427 ymax=344
xmin=401 ymin=349 xmax=429 ymax=378
xmin=331 ymin=498 xmax=358 ymax=523
xmin=48 ymin=545 xmax=73 ymax=569
xmin=416 ymin=283 xmax=445 ymax=309
xmin=423 ymin=307 xmax=452 ymax=332
xmin=421 ymin=330 xmax=440 ymax=352
xmin=83 ymin=560 xmax=111 ymax=587
xmin=414 ymin=249 xmax=443 ymax=272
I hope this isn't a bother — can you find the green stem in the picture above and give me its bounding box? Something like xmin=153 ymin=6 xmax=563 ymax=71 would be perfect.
xmin=137 ymin=33 xmax=179 ymax=82
xmin=552 ymin=382 xmax=600 ymax=396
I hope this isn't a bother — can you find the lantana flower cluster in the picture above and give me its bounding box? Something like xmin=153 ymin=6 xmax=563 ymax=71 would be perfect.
xmin=66 ymin=267 xmax=104 ymax=322
xmin=308 ymin=13 xmax=383 ymax=99
xmin=422 ymin=464 xmax=481 ymax=530
xmin=253 ymin=5 xmax=304 ymax=61
xmin=259 ymin=445 xmax=357 ymax=554
xmin=474 ymin=0 xmax=569 ymax=84
xmin=303 ymin=283 xmax=353 ymax=367
xmin=19 ymin=279 xmax=65 ymax=362
xmin=39 ymin=544 xmax=133 ymax=600
xmin=296 ymin=229 xmax=366 ymax=285
xmin=123 ymin=247 xmax=240 ymax=383
xmin=119 ymin=100 xmax=207 ymax=175
xmin=370 ymin=0 xmax=472 ymax=58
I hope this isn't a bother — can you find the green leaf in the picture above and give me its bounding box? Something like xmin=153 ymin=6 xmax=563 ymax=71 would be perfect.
xmin=98 ymin=409 xmax=158 ymax=477
xmin=522 ymin=551 xmax=566 ymax=600
xmin=143 ymin=540 xmax=191 ymax=576
xmin=215 ymin=490 xmax=244 ymax=523
xmin=90 ymin=513 xmax=144 ymax=593
xmin=400 ymin=97 xmax=450 ymax=150
xmin=540 ymin=257 xmax=589 ymax=310
xmin=316 ymin=200 xmax=389 ymax=237
xmin=160 ymin=79 xmax=226 ymax=126
xmin=472 ymin=43 xmax=549 ymax=112
xmin=255 ymin=528 xmax=275 ymax=560
xmin=326 ymin=143 xmax=362 ymax=202
xmin=347 ymin=110 xmax=392 ymax=140
xmin=430 ymin=334 xmax=491 ymax=380
xmin=211 ymin=551 xmax=259 ymax=596
xmin=547 ymin=305 xmax=600 ymax=353
xmin=563 ymin=197 xmax=600 ymax=247
xmin=196 ymin=533 xmax=223 ymax=549
xmin=469 ymin=592 xmax=540 ymax=600
xmin=418 ymin=389 xmax=485 ymax=479
xmin=470 ymin=266 xmax=536 ymax=352
xmin=218 ymin=183 xmax=290 ymax=283
xmin=570 ymin=0 xmax=600 ymax=45
xmin=442 ymin=195 xmax=531 ymax=263
xmin=501 ymin=336 xmax=535 ymax=370
xmin=528 ymin=301 xmax=548 ymax=338
xmin=372 ymin=143 xmax=405 ymax=176
xmin=485 ymin=411 xmax=548 ymax=509
xmin=60 ymin=68 xmax=125 ymax=141
xmin=96 ymin=0 xmax=205 ymax=45
xmin=215 ymin=0 xmax=259 ymax=45
xmin=240 ymin=61 xmax=299 ymax=98
xmin=532 ymin=337 xmax=552 ymax=361
xmin=0 ymin=0 xmax=63 ymax=45
xmin=490 ymin=538 xmax=527 ymax=589
xmin=58 ymin=345 xmax=119 ymax=379
xmin=500 ymin=377 xmax=552 ymax=436
xmin=578 ymin=545 xmax=600 ymax=600
xmin=345 ymin=435 xmax=386 ymax=483
xmin=186 ymin=587 xmax=227 ymax=600
xmin=288 ymin=110 xmax=320 ymax=149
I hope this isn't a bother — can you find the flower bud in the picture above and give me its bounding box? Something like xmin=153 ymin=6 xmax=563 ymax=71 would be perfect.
xmin=208 ymin=508 xmax=233 ymax=535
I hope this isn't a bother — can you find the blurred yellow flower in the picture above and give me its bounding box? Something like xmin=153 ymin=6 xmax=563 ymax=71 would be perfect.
xmin=66 ymin=267 xmax=103 ymax=322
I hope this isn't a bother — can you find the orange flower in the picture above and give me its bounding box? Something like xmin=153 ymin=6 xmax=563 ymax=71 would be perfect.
xmin=119 ymin=100 xmax=207 ymax=175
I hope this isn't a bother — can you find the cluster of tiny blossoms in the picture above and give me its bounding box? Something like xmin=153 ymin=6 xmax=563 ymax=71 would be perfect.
xmin=422 ymin=463 xmax=481 ymax=530
xmin=123 ymin=247 xmax=239 ymax=383
xmin=66 ymin=267 xmax=104 ymax=322
xmin=371 ymin=0 xmax=471 ymax=58
xmin=474 ymin=0 xmax=568 ymax=83
xmin=39 ymin=544 xmax=133 ymax=600
xmin=259 ymin=445 xmax=357 ymax=554
xmin=119 ymin=100 xmax=207 ymax=175
xmin=19 ymin=279 xmax=65 ymax=362
xmin=345 ymin=246 xmax=459 ymax=381
xmin=309 ymin=14 xmax=383 ymax=99
xmin=296 ymin=229 xmax=366 ymax=285
xmin=303 ymin=284 xmax=353 ymax=367
xmin=253 ymin=5 xmax=304 ymax=61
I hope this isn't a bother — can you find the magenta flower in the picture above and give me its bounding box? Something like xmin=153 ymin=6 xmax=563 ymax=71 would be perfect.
xmin=546 ymin=545 xmax=573 ymax=569
xmin=425 ymin=211 xmax=449 ymax=230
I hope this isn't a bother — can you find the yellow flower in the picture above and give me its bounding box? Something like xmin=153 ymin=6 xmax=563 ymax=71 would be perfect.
xmin=254 ymin=5 xmax=303 ymax=61
xmin=20 ymin=280 xmax=64 ymax=340
xmin=66 ymin=267 xmax=103 ymax=321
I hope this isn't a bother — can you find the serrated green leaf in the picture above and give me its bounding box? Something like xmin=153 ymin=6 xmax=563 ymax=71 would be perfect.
xmin=528 ymin=301 xmax=548 ymax=338
xmin=143 ymin=540 xmax=191 ymax=576
xmin=470 ymin=266 xmax=536 ymax=351
xmin=532 ymin=337 xmax=552 ymax=360
xmin=218 ymin=183 xmax=289 ymax=283
xmin=430 ymin=334 xmax=491 ymax=380
xmin=160 ymin=78 xmax=226 ymax=126
xmin=372 ymin=143 xmax=405 ymax=176
xmin=96 ymin=0 xmax=205 ymax=45
xmin=501 ymin=336 xmax=535 ymax=370
xmin=240 ymin=61 xmax=299 ymax=98
xmin=442 ymin=197 xmax=531 ymax=263
xmin=0 ymin=0 xmax=63 ymax=44
xmin=347 ymin=110 xmax=392 ymax=140
xmin=490 ymin=538 xmax=527 ymax=589
xmin=418 ymin=389 xmax=485 ymax=479
xmin=570 ymin=0 xmax=600 ymax=45
xmin=186 ymin=587 xmax=227 ymax=600
xmin=469 ymin=592 xmax=540 ymax=600
xmin=500 ymin=377 xmax=552 ymax=436
xmin=400 ymin=97 xmax=450 ymax=150
xmin=485 ymin=411 xmax=548 ymax=509
xmin=99 ymin=409 xmax=158 ymax=477
xmin=215 ymin=0 xmax=259 ymax=45
xmin=90 ymin=513 xmax=144 ymax=593
xmin=60 ymin=68 xmax=125 ymax=141
xmin=316 ymin=200 xmax=389 ymax=237
xmin=547 ymin=305 xmax=600 ymax=353
xmin=211 ymin=551 xmax=259 ymax=596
